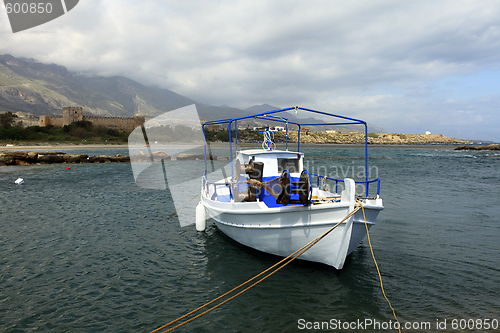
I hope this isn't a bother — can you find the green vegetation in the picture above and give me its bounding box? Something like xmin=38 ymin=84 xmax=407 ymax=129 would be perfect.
xmin=1 ymin=123 xmax=248 ymax=144
xmin=143 ymin=125 xmax=205 ymax=143
xmin=0 ymin=112 xmax=19 ymax=129
xmin=204 ymin=129 xmax=247 ymax=142
xmin=203 ymin=128 xmax=290 ymax=143
xmin=143 ymin=127 xmax=243 ymax=143
xmin=0 ymin=120 xmax=130 ymax=143
xmin=1 ymin=122 xmax=464 ymax=145
xmin=204 ymin=129 xmax=231 ymax=142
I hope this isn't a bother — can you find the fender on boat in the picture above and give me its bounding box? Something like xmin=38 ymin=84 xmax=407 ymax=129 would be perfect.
xmin=196 ymin=201 xmax=207 ymax=231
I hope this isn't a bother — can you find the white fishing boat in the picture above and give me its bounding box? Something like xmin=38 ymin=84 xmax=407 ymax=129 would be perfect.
xmin=197 ymin=106 xmax=383 ymax=269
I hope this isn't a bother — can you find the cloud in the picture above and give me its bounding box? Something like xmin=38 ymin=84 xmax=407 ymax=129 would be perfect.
xmin=1 ymin=0 xmax=500 ymax=140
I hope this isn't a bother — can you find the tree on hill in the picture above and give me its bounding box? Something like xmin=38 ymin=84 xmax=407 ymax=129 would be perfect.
xmin=0 ymin=112 xmax=18 ymax=129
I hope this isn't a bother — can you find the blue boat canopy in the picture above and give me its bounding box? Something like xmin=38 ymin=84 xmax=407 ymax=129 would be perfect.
xmin=202 ymin=106 xmax=378 ymax=197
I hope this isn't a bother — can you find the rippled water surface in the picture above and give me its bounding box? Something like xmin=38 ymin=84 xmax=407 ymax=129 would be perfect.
xmin=1 ymin=146 xmax=499 ymax=332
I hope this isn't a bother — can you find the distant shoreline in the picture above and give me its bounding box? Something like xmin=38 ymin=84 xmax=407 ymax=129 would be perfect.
xmin=0 ymin=144 xmax=129 ymax=150
xmin=0 ymin=142 xmax=467 ymax=151
xmin=298 ymin=143 xmax=462 ymax=149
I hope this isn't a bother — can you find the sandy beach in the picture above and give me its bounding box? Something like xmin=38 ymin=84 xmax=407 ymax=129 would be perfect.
xmin=0 ymin=144 xmax=129 ymax=151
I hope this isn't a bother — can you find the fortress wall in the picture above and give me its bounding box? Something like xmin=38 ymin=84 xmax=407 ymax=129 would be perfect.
xmin=39 ymin=107 xmax=145 ymax=131
xmin=39 ymin=115 xmax=64 ymax=127
xmin=83 ymin=116 xmax=145 ymax=130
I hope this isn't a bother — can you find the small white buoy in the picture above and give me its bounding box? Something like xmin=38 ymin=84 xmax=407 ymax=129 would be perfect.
xmin=14 ymin=178 xmax=24 ymax=185
xmin=195 ymin=201 xmax=207 ymax=232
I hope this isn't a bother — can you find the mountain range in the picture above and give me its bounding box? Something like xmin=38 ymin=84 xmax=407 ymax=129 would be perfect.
xmin=0 ymin=54 xmax=386 ymax=132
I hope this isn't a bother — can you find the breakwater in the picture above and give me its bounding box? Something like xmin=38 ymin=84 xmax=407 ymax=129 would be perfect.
xmin=0 ymin=151 xmax=221 ymax=166
xmin=454 ymin=144 xmax=500 ymax=150
xmin=0 ymin=151 xmax=130 ymax=166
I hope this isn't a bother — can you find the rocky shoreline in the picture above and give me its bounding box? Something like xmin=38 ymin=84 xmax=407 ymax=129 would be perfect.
xmin=454 ymin=144 xmax=500 ymax=151
xmin=0 ymin=150 xmax=221 ymax=166
xmin=3 ymin=143 xmax=496 ymax=166
xmin=0 ymin=151 xmax=130 ymax=166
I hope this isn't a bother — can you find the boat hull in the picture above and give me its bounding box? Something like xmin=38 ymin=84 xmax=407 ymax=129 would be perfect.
xmin=202 ymin=196 xmax=383 ymax=269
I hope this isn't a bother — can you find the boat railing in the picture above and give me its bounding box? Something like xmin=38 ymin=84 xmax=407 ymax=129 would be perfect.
xmin=203 ymin=173 xmax=380 ymax=202
xmin=202 ymin=175 xmax=238 ymax=201
xmin=309 ymin=173 xmax=381 ymax=198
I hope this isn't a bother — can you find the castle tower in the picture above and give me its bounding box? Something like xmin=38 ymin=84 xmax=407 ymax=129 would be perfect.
xmin=62 ymin=107 xmax=83 ymax=126
xmin=133 ymin=116 xmax=146 ymax=129
xmin=39 ymin=115 xmax=51 ymax=126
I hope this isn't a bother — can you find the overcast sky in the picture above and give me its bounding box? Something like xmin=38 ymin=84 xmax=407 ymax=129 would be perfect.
xmin=1 ymin=0 xmax=499 ymax=141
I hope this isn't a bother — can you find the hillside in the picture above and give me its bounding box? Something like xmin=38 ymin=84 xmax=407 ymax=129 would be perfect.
xmin=0 ymin=54 xmax=249 ymax=121
xmin=0 ymin=54 xmax=126 ymax=117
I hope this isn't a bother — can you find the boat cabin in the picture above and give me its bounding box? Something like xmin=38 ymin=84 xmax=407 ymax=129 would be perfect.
xmin=236 ymin=149 xmax=304 ymax=178
xmin=230 ymin=149 xmax=312 ymax=208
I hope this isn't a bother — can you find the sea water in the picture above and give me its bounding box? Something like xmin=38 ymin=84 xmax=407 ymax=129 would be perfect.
xmin=0 ymin=146 xmax=499 ymax=332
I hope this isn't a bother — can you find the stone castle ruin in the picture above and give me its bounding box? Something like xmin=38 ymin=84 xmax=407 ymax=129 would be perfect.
xmin=40 ymin=107 xmax=145 ymax=131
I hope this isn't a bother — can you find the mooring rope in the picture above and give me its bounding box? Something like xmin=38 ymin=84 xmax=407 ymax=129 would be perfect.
xmin=150 ymin=205 xmax=362 ymax=333
xmin=360 ymin=202 xmax=401 ymax=333
xmin=167 ymin=191 xmax=201 ymax=219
